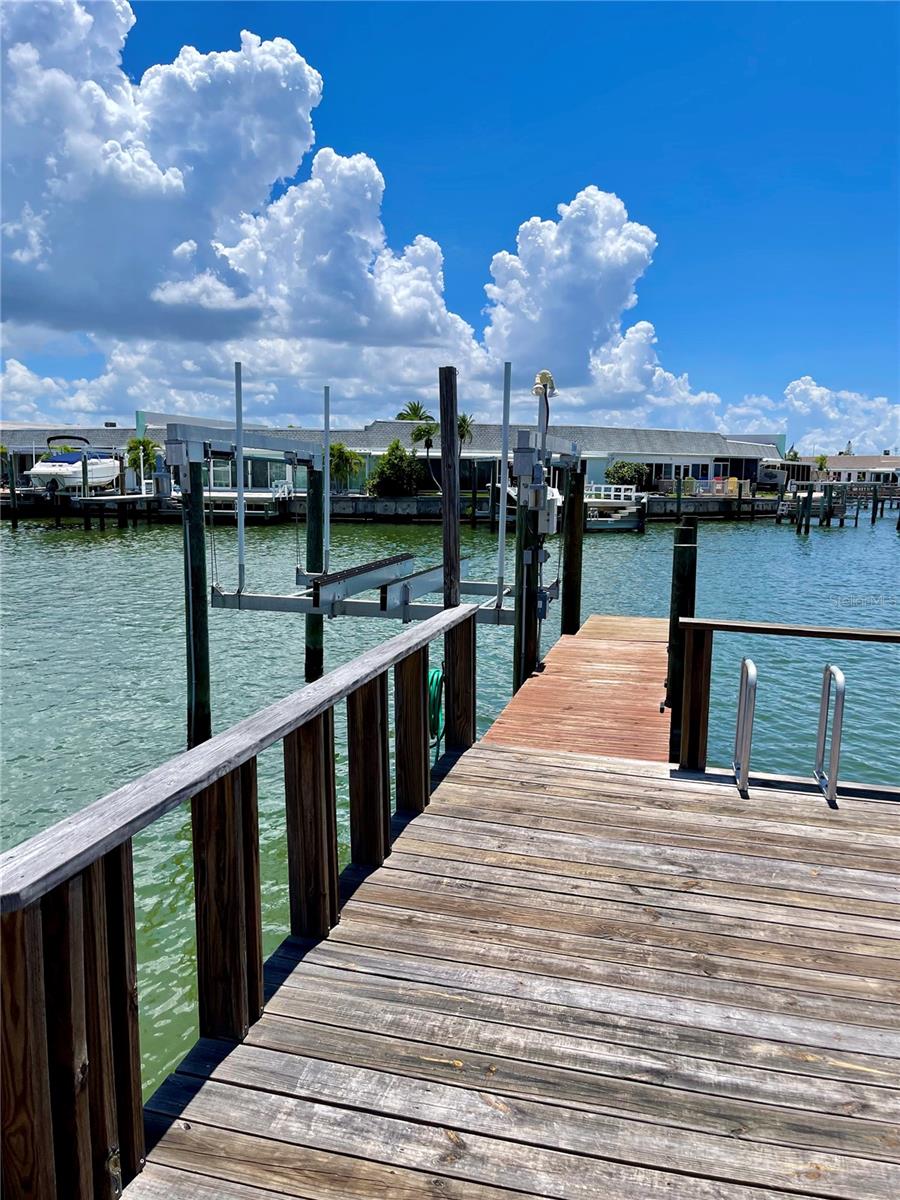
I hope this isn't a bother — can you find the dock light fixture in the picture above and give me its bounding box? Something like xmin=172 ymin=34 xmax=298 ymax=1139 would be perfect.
xmin=532 ymin=369 xmax=557 ymax=398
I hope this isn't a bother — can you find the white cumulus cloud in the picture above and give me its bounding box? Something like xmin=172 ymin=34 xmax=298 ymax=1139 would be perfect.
xmin=0 ymin=1 xmax=893 ymax=452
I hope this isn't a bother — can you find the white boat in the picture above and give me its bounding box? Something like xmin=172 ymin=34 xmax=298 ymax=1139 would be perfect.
xmin=27 ymin=438 xmax=119 ymax=493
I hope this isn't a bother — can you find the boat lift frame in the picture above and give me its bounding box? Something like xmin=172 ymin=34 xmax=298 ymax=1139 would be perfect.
xmin=167 ymin=361 xmax=586 ymax=748
xmin=195 ymin=362 xmax=578 ymax=630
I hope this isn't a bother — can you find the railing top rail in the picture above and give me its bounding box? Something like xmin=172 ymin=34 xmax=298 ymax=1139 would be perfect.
xmin=0 ymin=602 xmax=478 ymax=913
xmin=680 ymin=617 xmax=900 ymax=643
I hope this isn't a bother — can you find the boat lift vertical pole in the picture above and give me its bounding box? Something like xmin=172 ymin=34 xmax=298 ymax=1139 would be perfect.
xmin=235 ymin=361 xmax=246 ymax=592
xmin=323 ymin=384 xmax=331 ymax=574
xmin=496 ymin=361 xmax=512 ymax=606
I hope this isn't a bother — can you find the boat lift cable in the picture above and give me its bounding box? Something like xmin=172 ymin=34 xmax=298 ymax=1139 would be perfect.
xmin=206 ymin=452 xmax=220 ymax=587
xmin=294 ymin=494 xmax=303 ymax=574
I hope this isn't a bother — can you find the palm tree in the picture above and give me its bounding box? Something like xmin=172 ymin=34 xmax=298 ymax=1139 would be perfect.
xmin=411 ymin=420 xmax=440 ymax=491
xmin=457 ymin=412 xmax=474 ymax=456
xmin=329 ymin=442 xmax=364 ymax=492
xmin=396 ymin=400 xmax=433 ymax=422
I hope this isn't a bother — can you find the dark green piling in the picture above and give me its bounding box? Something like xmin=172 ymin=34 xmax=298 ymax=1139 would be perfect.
xmin=560 ymin=460 xmax=585 ymax=636
xmin=182 ymin=459 xmax=211 ymax=747
xmin=305 ymin=466 xmax=324 ymax=683
xmin=666 ymin=518 xmax=698 ymax=759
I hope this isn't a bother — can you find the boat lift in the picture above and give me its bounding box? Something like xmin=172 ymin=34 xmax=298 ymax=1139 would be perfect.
xmin=164 ymin=361 xmax=585 ymax=745
xmin=190 ymin=362 xmax=580 ymax=632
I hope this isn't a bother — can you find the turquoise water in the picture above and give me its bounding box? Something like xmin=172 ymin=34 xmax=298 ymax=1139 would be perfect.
xmin=1 ymin=514 xmax=898 ymax=1093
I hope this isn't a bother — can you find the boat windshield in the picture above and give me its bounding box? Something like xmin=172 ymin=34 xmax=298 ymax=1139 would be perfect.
xmin=42 ymin=451 xmax=113 ymax=463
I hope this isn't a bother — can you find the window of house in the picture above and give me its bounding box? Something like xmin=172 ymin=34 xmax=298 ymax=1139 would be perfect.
xmin=700 ymin=464 xmax=709 ymax=479
xmin=212 ymin=459 xmax=232 ymax=489
xmin=663 ymin=463 xmax=673 ymax=479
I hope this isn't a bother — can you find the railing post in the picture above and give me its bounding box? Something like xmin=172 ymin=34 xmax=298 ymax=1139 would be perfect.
xmin=191 ymin=769 xmax=250 ymax=1040
xmin=560 ymin=460 xmax=585 ymax=636
xmin=82 ymin=860 xmax=122 ymax=1198
xmin=284 ymin=714 xmax=336 ymax=938
xmin=445 ymin=614 xmax=477 ymax=751
xmin=395 ymin=648 xmax=430 ymax=813
xmin=679 ymin=624 xmax=714 ymax=771
xmin=102 ymin=842 xmax=145 ymax=1183
xmin=321 ymin=709 xmax=340 ymax=927
xmin=348 ymin=675 xmax=391 ymax=866
xmin=40 ymin=877 xmax=92 ymax=1197
xmin=239 ymin=759 xmax=264 ymax=1021
xmin=1 ymin=905 xmax=57 ymax=1200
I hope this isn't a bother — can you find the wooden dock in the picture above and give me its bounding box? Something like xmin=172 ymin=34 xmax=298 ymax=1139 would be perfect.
xmin=4 ymin=607 xmax=899 ymax=1200
xmin=485 ymin=614 xmax=670 ymax=760
xmin=130 ymin=621 xmax=899 ymax=1200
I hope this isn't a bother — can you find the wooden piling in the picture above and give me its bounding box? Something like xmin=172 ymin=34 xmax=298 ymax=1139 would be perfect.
xmin=513 ymin=502 xmax=540 ymax=693
xmin=560 ymin=460 xmax=585 ymax=636
xmin=7 ymin=454 xmax=18 ymax=530
xmin=305 ymin=467 xmax=324 ymax=683
xmin=871 ymin=484 xmax=878 ymax=525
xmin=439 ymin=366 xmax=460 ymax=607
xmin=679 ymin=622 xmax=714 ymax=771
xmin=469 ymin=457 xmax=478 ymax=529
xmin=666 ymin=519 xmax=698 ymax=761
xmin=182 ymin=459 xmax=211 ymax=748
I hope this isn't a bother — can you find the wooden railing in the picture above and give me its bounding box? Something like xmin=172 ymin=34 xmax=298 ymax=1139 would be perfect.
xmin=677 ymin=617 xmax=900 ymax=772
xmin=0 ymin=603 xmax=478 ymax=1200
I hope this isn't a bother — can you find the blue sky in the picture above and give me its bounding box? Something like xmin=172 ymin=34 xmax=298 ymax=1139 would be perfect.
xmin=1 ymin=1 xmax=897 ymax=452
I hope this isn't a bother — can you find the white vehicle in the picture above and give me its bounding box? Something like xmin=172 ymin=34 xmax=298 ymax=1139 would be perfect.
xmin=27 ymin=438 xmax=119 ymax=493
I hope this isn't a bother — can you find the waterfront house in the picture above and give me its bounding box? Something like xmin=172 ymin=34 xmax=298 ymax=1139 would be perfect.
xmin=1 ymin=418 xmax=786 ymax=495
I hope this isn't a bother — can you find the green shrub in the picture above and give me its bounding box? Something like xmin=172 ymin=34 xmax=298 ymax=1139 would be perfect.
xmin=367 ymin=440 xmax=423 ymax=497
xmin=604 ymin=460 xmax=649 ymax=488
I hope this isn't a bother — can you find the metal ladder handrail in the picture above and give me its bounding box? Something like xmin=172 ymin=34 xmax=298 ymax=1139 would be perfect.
xmin=814 ymin=664 xmax=845 ymax=804
xmin=732 ymin=657 xmax=757 ymax=794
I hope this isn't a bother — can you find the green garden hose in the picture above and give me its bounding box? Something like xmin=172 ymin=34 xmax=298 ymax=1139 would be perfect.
xmin=428 ymin=665 xmax=444 ymax=757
